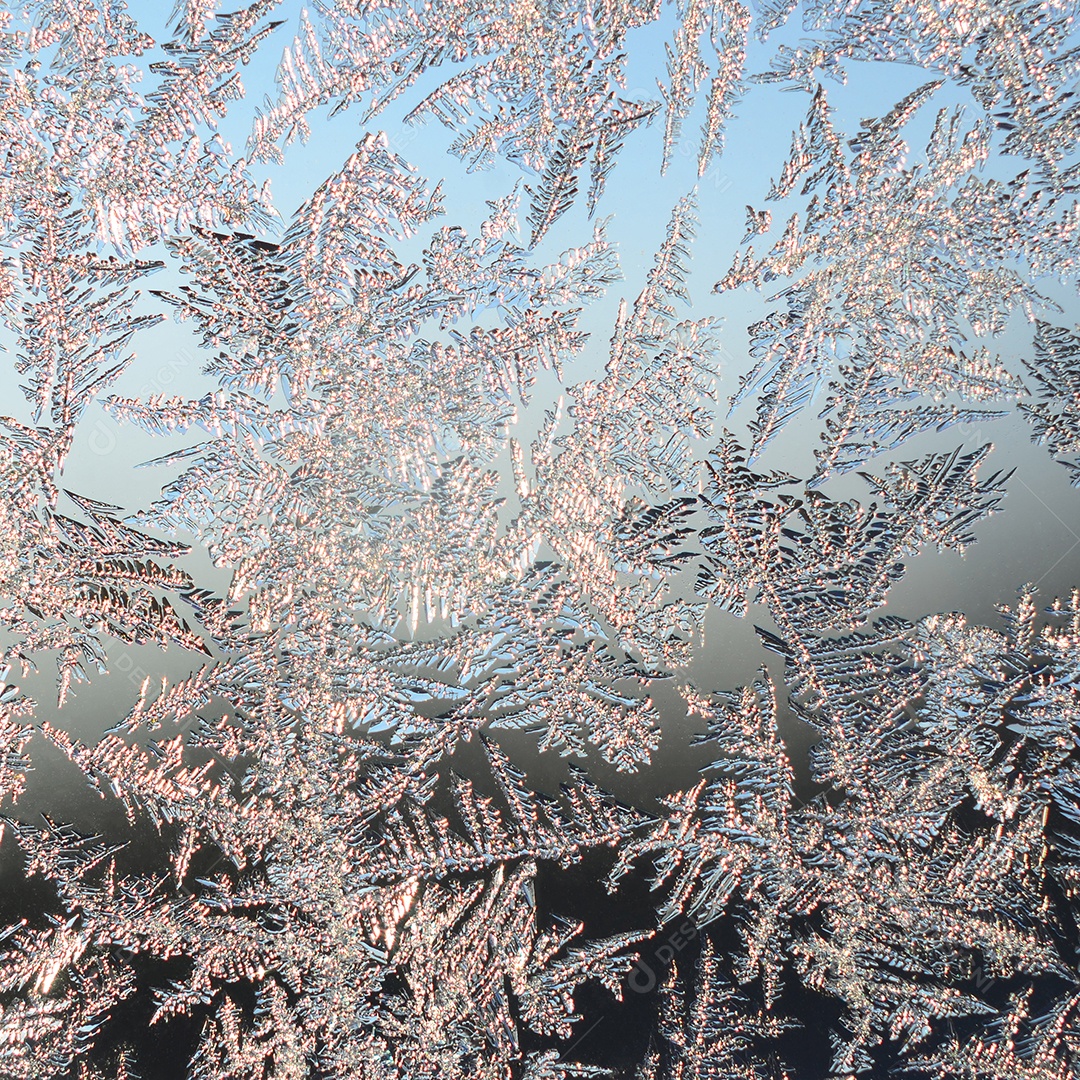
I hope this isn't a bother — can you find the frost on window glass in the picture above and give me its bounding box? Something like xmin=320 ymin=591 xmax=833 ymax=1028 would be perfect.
xmin=1 ymin=1 xmax=1080 ymax=1077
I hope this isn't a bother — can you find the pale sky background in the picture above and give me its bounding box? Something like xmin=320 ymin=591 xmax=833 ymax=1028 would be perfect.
xmin=4 ymin=1 xmax=1080 ymax=826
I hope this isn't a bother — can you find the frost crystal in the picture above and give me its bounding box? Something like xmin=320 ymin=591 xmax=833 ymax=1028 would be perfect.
xmin=1 ymin=1 xmax=1080 ymax=1078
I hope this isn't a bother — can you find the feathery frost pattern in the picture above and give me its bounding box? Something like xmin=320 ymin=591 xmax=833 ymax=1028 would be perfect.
xmin=1 ymin=1 xmax=1080 ymax=1078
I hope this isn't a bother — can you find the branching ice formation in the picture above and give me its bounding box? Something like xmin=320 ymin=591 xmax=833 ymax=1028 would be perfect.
xmin=0 ymin=1 xmax=1079 ymax=1077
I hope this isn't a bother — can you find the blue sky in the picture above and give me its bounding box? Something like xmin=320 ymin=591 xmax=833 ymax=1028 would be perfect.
xmin=5 ymin=1 xmax=1080 ymax=809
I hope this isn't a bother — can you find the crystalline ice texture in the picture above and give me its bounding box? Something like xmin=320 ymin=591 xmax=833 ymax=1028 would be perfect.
xmin=0 ymin=2 xmax=1079 ymax=1077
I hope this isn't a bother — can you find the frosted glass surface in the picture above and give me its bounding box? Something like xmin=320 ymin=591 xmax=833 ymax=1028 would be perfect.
xmin=1 ymin=2 xmax=1080 ymax=1076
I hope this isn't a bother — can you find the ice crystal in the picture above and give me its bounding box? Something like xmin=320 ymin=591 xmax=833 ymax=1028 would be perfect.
xmin=1 ymin=1 xmax=1080 ymax=1078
